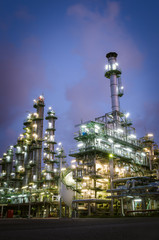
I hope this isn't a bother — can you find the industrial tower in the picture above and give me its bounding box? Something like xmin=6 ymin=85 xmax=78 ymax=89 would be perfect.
xmin=0 ymin=96 xmax=68 ymax=218
xmin=0 ymin=52 xmax=159 ymax=218
xmin=69 ymin=52 xmax=159 ymax=217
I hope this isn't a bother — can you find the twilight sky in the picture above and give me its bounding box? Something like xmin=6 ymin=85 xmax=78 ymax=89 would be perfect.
xmin=0 ymin=0 xmax=159 ymax=161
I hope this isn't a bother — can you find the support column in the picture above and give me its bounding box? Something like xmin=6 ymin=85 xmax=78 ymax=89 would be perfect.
xmin=109 ymin=156 xmax=114 ymax=216
xmin=121 ymin=198 xmax=125 ymax=216
xmin=59 ymin=197 xmax=62 ymax=218
xmin=154 ymin=200 xmax=157 ymax=209
xmin=28 ymin=201 xmax=31 ymax=218
xmin=1 ymin=205 xmax=4 ymax=218
xmin=142 ymin=198 xmax=146 ymax=210
xmin=75 ymin=202 xmax=78 ymax=218
xmin=88 ymin=202 xmax=91 ymax=216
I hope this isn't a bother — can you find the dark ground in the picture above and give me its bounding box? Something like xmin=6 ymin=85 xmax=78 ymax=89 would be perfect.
xmin=0 ymin=217 xmax=159 ymax=240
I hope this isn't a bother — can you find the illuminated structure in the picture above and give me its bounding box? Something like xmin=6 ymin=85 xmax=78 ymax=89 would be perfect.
xmin=0 ymin=96 xmax=68 ymax=218
xmin=69 ymin=52 xmax=159 ymax=217
xmin=0 ymin=52 xmax=159 ymax=218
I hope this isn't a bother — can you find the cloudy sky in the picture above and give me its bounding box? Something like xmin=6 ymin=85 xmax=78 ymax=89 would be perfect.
xmin=0 ymin=0 xmax=159 ymax=161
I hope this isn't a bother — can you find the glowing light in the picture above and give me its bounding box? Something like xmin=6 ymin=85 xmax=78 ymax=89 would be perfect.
xmin=108 ymin=138 xmax=113 ymax=143
xmin=33 ymin=133 xmax=38 ymax=139
xmin=117 ymin=128 xmax=123 ymax=133
xmin=50 ymin=136 xmax=54 ymax=141
xmin=83 ymin=176 xmax=90 ymax=180
xmin=27 ymin=113 xmax=31 ymax=119
xmin=71 ymin=165 xmax=76 ymax=169
xmin=109 ymin=154 xmax=113 ymax=158
xmin=103 ymin=178 xmax=109 ymax=182
xmin=147 ymin=133 xmax=153 ymax=137
xmin=77 ymin=143 xmax=84 ymax=148
xmin=129 ymin=134 xmax=136 ymax=139
xmin=17 ymin=146 xmax=21 ymax=153
xmin=125 ymin=112 xmax=130 ymax=118
xmin=39 ymin=95 xmax=44 ymax=100
xmin=58 ymin=142 xmax=62 ymax=146
xmin=96 ymin=163 xmax=102 ymax=170
xmin=18 ymin=166 xmax=24 ymax=172
xmin=61 ymin=168 xmax=66 ymax=171
xmin=71 ymin=159 xmax=76 ymax=163
xmin=121 ymin=86 xmax=124 ymax=89
xmin=126 ymin=148 xmax=132 ymax=152
xmin=81 ymin=189 xmax=87 ymax=192
xmin=95 ymin=124 xmax=100 ymax=130
xmin=134 ymin=199 xmax=142 ymax=202
xmin=34 ymin=113 xmax=38 ymax=117
xmin=112 ymin=64 xmax=116 ymax=70
xmin=114 ymin=144 xmax=120 ymax=148
xmin=105 ymin=64 xmax=108 ymax=70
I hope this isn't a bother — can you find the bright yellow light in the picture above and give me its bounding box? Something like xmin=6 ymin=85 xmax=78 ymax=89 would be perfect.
xmin=103 ymin=179 xmax=109 ymax=182
xmin=83 ymin=176 xmax=89 ymax=180
xmin=109 ymin=154 xmax=113 ymax=158
xmin=61 ymin=168 xmax=66 ymax=171
xmin=147 ymin=133 xmax=153 ymax=137
xmin=96 ymin=163 xmax=102 ymax=170
xmin=71 ymin=159 xmax=76 ymax=163
xmin=71 ymin=165 xmax=76 ymax=169
xmin=81 ymin=189 xmax=87 ymax=192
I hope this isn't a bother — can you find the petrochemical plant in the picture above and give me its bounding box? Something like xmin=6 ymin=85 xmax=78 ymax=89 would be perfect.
xmin=0 ymin=52 xmax=159 ymax=218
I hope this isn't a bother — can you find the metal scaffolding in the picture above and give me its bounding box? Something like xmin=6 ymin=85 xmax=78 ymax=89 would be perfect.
xmin=0 ymin=96 xmax=68 ymax=218
xmin=69 ymin=52 xmax=159 ymax=217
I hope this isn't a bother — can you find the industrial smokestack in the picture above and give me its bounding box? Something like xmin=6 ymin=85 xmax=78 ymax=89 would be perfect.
xmin=105 ymin=52 xmax=121 ymax=115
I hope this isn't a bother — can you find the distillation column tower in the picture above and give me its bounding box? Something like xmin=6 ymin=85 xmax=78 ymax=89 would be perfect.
xmin=44 ymin=107 xmax=57 ymax=187
xmin=33 ymin=96 xmax=45 ymax=183
xmin=0 ymin=146 xmax=14 ymax=189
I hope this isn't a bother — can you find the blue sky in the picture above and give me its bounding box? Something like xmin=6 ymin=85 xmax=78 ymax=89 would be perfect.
xmin=0 ymin=0 xmax=159 ymax=161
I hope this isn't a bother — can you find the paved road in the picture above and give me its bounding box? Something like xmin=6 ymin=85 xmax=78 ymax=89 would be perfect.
xmin=0 ymin=217 xmax=159 ymax=240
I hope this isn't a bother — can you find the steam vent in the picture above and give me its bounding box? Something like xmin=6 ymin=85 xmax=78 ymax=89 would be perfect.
xmin=0 ymin=53 xmax=159 ymax=218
